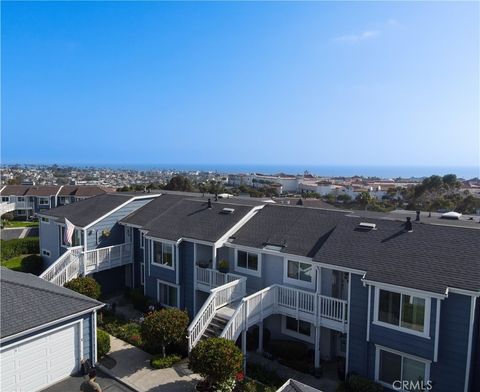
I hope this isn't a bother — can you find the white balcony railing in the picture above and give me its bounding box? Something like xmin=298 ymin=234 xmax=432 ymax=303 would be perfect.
xmin=40 ymin=243 xmax=133 ymax=286
xmin=188 ymin=276 xmax=247 ymax=350
xmin=13 ymin=201 xmax=35 ymax=210
xmin=221 ymin=284 xmax=348 ymax=343
xmin=195 ymin=266 xmax=244 ymax=291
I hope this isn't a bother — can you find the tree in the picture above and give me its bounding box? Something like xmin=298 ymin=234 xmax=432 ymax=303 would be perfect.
xmin=356 ymin=192 xmax=373 ymax=210
xmin=165 ymin=176 xmax=194 ymax=192
xmin=64 ymin=276 xmax=101 ymax=299
xmin=140 ymin=308 xmax=189 ymax=357
xmin=189 ymin=338 xmax=243 ymax=390
xmin=442 ymin=174 xmax=459 ymax=189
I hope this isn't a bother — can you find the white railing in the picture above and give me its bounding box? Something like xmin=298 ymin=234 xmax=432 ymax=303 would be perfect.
xmin=221 ymin=284 xmax=348 ymax=343
xmin=40 ymin=243 xmax=133 ymax=286
xmin=188 ymin=277 xmax=246 ymax=350
xmin=195 ymin=266 xmax=244 ymax=290
xmin=0 ymin=202 xmax=15 ymax=215
xmin=13 ymin=201 xmax=35 ymax=209
xmin=83 ymin=243 xmax=133 ymax=273
xmin=40 ymin=246 xmax=84 ymax=286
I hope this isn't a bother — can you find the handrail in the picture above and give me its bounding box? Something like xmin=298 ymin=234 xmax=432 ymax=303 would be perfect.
xmin=40 ymin=246 xmax=83 ymax=281
xmin=187 ymin=276 xmax=246 ymax=350
xmin=195 ymin=266 xmax=244 ymax=290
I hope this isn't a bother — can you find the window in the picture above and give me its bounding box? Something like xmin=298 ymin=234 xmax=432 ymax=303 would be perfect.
xmin=152 ymin=242 xmax=174 ymax=269
xmin=1 ymin=197 xmax=9 ymax=202
xmin=376 ymin=289 xmax=428 ymax=335
xmin=157 ymin=281 xmax=179 ymax=307
xmin=39 ymin=197 xmax=50 ymax=205
xmin=61 ymin=227 xmax=82 ymax=247
xmin=140 ymin=232 xmax=145 ymax=249
xmin=285 ymin=259 xmax=314 ymax=288
xmin=235 ymin=250 xmax=260 ymax=276
xmin=41 ymin=217 xmax=50 ymax=223
xmin=17 ymin=197 xmax=25 ymax=202
xmin=376 ymin=347 xmax=429 ymax=391
xmin=41 ymin=249 xmax=51 ymax=257
xmin=17 ymin=209 xmax=27 ymax=216
xmin=282 ymin=316 xmax=313 ymax=342
xmin=140 ymin=263 xmax=145 ymax=286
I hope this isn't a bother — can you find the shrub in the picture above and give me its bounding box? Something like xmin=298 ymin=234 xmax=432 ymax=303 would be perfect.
xmin=64 ymin=276 xmax=101 ymax=300
xmin=1 ymin=237 xmax=39 ymax=260
xmin=150 ymin=354 xmax=182 ymax=369
xmin=128 ymin=288 xmax=150 ymax=312
xmin=189 ymin=338 xmax=243 ymax=389
xmin=1 ymin=212 xmax=14 ymax=221
xmin=97 ymin=329 xmax=111 ymax=358
xmin=141 ymin=308 xmax=189 ymax=357
xmin=337 ymin=374 xmax=383 ymax=392
xmin=20 ymin=255 xmax=44 ymax=275
xmin=268 ymin=339 xmax=307 ymax=361
xmin=245 ymin=362 xmax=285 ymax=388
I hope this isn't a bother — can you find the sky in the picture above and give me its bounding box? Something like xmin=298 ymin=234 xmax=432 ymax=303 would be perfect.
xmin=1 ymin=1 xmax=479 ymax=171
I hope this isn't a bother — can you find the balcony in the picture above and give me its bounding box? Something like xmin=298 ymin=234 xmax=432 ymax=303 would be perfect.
xmin=195 ymin=266 xmax=244 ymax=292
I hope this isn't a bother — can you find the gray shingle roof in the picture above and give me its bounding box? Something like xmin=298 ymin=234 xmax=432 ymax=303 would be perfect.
xmin=42 ymin=193 xmax=134 ymax=227
xmin=1 ymin=268 xmax=102 ymax=339
xmin=230 ymin=205 xmax=340 ymax=258
xmin=144 ymin=199 xmax=256 ymax=242
xmin=231 ymin=205 xmax=480 ymax=294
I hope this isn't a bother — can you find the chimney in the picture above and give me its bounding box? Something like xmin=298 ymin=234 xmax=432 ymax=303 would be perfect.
xmin=207 ymin=198 xmax=212 ymax=209
xmin=415 ymin=210 xmax=420 ymax=221
xmin=405 ymin=217 xmax=413 ymax=232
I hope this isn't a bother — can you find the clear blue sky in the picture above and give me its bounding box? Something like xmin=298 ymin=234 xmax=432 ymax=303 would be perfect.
xmin=2 ymin=1 xmax=479 ymax=169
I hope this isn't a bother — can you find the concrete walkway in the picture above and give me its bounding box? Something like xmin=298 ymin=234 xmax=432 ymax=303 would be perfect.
xmin=100 ymin=336 xmax=201 ymax=392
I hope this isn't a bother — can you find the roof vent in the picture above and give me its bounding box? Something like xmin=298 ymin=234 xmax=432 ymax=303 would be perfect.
xmin=358 ymin=222 xmax=377 ymax=230
xmin=405 ymin=217 xmax=413 ymax=232
xmin=220 ymin=207 xmax=235 ymax=214
xmin=207 ymin=198 xmax=212 ymax=209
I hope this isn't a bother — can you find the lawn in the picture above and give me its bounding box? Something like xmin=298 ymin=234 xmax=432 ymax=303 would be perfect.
xmin=2 ymin=220 xmax=39 ymax=228
xmin=0 ymin=254 xmax=35 ymax=271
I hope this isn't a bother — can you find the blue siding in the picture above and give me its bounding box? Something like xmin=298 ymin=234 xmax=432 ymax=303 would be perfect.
xmin=430 ymin=293 xmax=472 ymax=392
xmin=180 ymin=241 xmax=195 ymax=318
xmin=144 ymin=238 xmax=176 ymax=300
xmin=39 ymin=220 xmax=61 ymax=267
xmin=92 ymin=266 xmax=126 ymax=295
xmin=369 ymin=299 xmax=436 ymax=360
xmin=86 ymin=198 xmax=153 ymax=250
xmin=132 ymin=228 xmax=144 ymax=288
xmin=347 ymin=274 xmax=369 ymax=376
xmin=472 ymin=299 xmax=480 ymax=392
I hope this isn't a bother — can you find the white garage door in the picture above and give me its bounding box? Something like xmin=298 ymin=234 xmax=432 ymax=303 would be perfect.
xmin=1 ymin=323 xmax=81 ymax=392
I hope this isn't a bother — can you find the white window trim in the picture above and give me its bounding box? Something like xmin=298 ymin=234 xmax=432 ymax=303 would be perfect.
xmin=234 ymin=249 xmax=262 ymax=277
xmin=1 ymin=196 xmax=9 ymax=202
xmin=17 ymin=197 xmax=25 ymax=202
xmin=373 ymin=287 xmax=431 ymax=338
xmin=281 ymin=315 xmax=315 ymax=343
xmin=151 ymin=241 xmax=175 ymax=270
xmin=140 ymin=263 xmax=145 ymax=286
xmin=156 ymin=279 xmax=180 ymax=308
xmin=374 ymin=345 xmax=431 ymax=391
xmin=41 ymin=249 xmax=51 ymax=257
xmin=38 ymin=197 xmax=50 ymax=206
xmin=41 ymin=217 xmax=50 ymax=224
xmin=139 ymin=231 xmax=145 ymax=249
xmin=283 ymin=258 xmax=315 ymax=289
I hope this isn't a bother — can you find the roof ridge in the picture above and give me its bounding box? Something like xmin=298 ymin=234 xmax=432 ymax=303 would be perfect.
xmin=1 ymin=276 xmax=101 ymax=306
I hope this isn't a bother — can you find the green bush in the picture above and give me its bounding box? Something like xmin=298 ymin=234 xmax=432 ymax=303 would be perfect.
xmin=189 ymin=338 xmax=243 ymax=388
xmin=141 ymin=308 xmax=189 ymax=357
xmin=20 ymin=255 xmax=44 ymax=275
xmin=268 ymin=339 xmax=307 ymax=361
xmin=97 ymin=329 xmax=111 ymax=358
xmin=1 ymin=237 xmax=39 ymax=260
xmin=337 ymin=374 xmax=383 ymax=392
xmin=64 ymin=276 xmax=101 ymax=299
xmin=150 ymin=354 xmax=182 ymax=369
xmin=245 ymin=362 xmax=285 ymax=388
xmin=126 ymin=288 xmax=151 ymax=312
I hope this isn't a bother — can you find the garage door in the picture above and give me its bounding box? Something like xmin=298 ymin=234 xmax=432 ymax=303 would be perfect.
xmin=1 ymin=323 xmax=80 ymax=392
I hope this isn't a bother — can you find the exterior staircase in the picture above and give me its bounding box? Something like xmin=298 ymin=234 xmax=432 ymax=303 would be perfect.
xmin=201 ymin=314 xmax=229 ymax=340
xmin=40 ymin=243 xmax=133 ymax=286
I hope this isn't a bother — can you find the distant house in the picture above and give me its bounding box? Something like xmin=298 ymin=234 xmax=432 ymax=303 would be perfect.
xmin=0 ymin=185 xmax=114 ymax=218
xmin=0 ymin=268 xmax=103 ymax=392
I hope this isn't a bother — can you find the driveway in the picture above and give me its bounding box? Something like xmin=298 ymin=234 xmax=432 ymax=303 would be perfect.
xmin=42 ymin=368 xmax=133 ymax=392
xmin=0 ymin=227 xmax=39 ymax=240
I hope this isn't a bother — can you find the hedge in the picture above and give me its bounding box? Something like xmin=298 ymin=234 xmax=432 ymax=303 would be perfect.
xmin=150 ymin=354 xmax=182 ymax=369
xmin=64 ymin=276 xmax=101 ymax=300
xmin=337 ymin=374 xmax=383 ymax=392
xmin=21 ymin=255 xmax=44 ymax=275
xmin=1 ymin=237 xmax=39 ymax=260
xmin=97 ymin=329 xmax=111 ymax=358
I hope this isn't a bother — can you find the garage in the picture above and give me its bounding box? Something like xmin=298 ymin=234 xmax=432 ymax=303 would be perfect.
xmin=1 ymin=268 xmax=103 ymax=392
xmin=1 ymin=323 xmax=80 ymax=392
